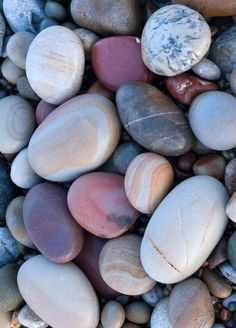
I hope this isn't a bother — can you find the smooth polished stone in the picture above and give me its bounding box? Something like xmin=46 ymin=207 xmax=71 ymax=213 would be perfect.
xmin=202 ymin=268 xmax=232 ymax=298
xmin=150 ymin=298 xmax=172 ymax=328
xmin=1 ymin=57 xmax=25 ymax=84
xmin=208 ymin=239 xmax=228 ymax=270
xmin=35 ymin=100 xmax=56 ymax=125
xmin=45 ymin=1 xmax=66 ymax=21
xmin=101 ymin=301 xmax=125 ymax=328
xmin=142 ymin=285 xmax=165 ymax=307
xmin=99 ymin=234 xmax=156 ymax=295
xmin=68 ymin=172 xmax=139 ymax=238
xmin=17 ymin=255 xmax=99 ymax=328
xmin=141 ymin=176 xmax=228 ymax=283
xmin=192 ymin=58 xmax=221 ymax=81
xmin=193 ymin=154 xmax=226 ymax=180
xmin=230 ymin=69 xmax=236 ymax=96
xmin=141 ymin=5 xmax=211 ymax=76
xmin=125 ymin=302 xmax=151 ymax=324
xmin=226 ymin=193 xmax=236 ymax=223
xmin=18 ymin=304 xmax=48 ymax=328
xmin=74 ymin=28 xmax=100 ymax=60
xmin=17 ymin=76 xmax=40 ymax=101
xmin=225 ymin=158 xmax=236 ymax=196
xmin=26 ymin=26 xmax=85 ymax=105
xmin=0 ymin=227 xmax=20 ymax=268
xmin=28 ymin=94 xmax=120 ymax=182
xmin=228 ymin=231 xmax=236 ymax=270
xmin=116 ymin=82 xmax=193 ymax=156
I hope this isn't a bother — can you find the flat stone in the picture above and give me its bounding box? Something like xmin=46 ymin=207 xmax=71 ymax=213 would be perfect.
xmin=18 ymin=305 xmax=48 ymax=328
xmin=35 ymin=100 xmax=56 ymax=125
xmin=0 ymin=227 xmax=20 ymax=268
xmin=68 ymin=172 xmax=139 ymax=238
xmin=23 ymin=182 xmax=84 ymax=263
xmin=116 ymin=82 xmax=193 ymax=156
xmin=192 ymin=58 xmax=221 ymax=81
xmin=202 ymin=268 xmax=232 ymax=298
xmin=141 ymin=5 xmax=211 ymax=76
xmin=17 ymin=255 xmax=99 ymax=328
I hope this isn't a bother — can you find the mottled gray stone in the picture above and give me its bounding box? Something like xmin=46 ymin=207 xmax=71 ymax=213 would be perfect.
xmin=18 ymin=305 xmax=48 ymax=328
xmin=0 ymin=228 xmax=20 ymax=268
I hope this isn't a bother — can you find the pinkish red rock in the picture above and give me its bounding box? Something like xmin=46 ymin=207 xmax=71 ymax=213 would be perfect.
xmin=35 ymin=100 xmax=56 ymax=125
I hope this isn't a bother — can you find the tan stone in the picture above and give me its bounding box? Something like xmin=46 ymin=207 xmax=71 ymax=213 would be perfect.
xmin=101 ymin=301 xmax=125 ymax=328
xmin=202 ymin=268 xmax=232 ymax=298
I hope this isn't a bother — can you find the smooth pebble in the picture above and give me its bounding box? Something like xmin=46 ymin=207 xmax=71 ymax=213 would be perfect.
xmin=150 ymin=298 xmax=172 ymax=328
xmin=35 ymin=100 xmax=56 ymax=125
xmin=193 ymin=154 xmax=226 ymax=180
xmin=125 ymin=302 xmax=151 ymax=324
xmin=18 ymin=304 xmax=48 ymax=328
xmin=17 ymin=76 xmax=40 ymax=101
xmin=0 ymin=311 xmax=11 ymax=328
xmin=230 ymin=69 xmax=236 ymax=96
xmin=225 ymin=158 xmax=236 ymax=195
xmin=142 ymin=284 xmax=165 ymax=307
xmin=192 ymin=58 xmax=221 ymax=81
xmin=45 ymin=1 xmax=66 ymax=21
xmin=226 ymin=193 xmax=236 ymax=223
xmin=1 ymin=57 xmax=25 ymax=84
xmin=228 ymin=231 xmax=236 ymax=270
xmin=202 ymin=268 xmax=232 ymax=298
xmin=220 ymin=263 xmax=236 ymax=284
xmin=101 ymin=301 xmax=125 ymax=328
xmin=74 ymin=28 xmax=100 ymax=60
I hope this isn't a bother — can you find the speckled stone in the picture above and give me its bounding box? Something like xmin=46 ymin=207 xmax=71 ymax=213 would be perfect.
xmin=226 ymin=193 xmax=236 ymax=223
xmin=193 ymin=154 xmax=226 ymax=180
xmin=17 ymin=76 xmax=40 ymax=101
xmin=18 ymin=305 xmax=48 ymax=328
xmin=74 ymin=28 xmax=100 ymax=60
xmin=70 ymin=0 xmax=142 ymax=36
xmin=0 ymin=228 xmax=20 ymax=267
xmin=116 ymin=82 xmax=193 ymax=156
xmin=35 ymin=100 xmax=56 ymax=125
xmin=1 ymin=58 xmax=25 ymax=84
xmin=68 ymin=172 xmax=139 ymax=238
xmin=3 ymin=0 xmax=46 ymax=33
xmin=141 ymin=5 xmax=211 ymax=76
xmin=192 ymin=58 xmax=221 ymax=81
xmin=101 ymin=301 xmax=125 ymax=328
xmin=150 ymin=298 xmax=172 ymax=328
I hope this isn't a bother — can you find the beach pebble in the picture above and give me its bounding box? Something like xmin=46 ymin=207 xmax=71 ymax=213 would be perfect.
xmin=116 ymin=82 xmax=193 ymax=156
xmin=150 ymin=298 xmax=172 ymax=328
xmin=228 ymin=231 xmax=236 ymax=269
xmin=88 ymin=80 xmax=114 ymax=101
xmin=39 ymin=18 xmax=58 ymax=30
xmin=17 ymin=76 xmax=39 ymax=101
xmin=6 ymin=32 xmax=35 ymax=69
xmin=11 ymin=148 xmax=42 ymax=189
xmin=17 ymin=255 xmax=99 ymax=328
xmin=189 ymin=91 xmax=236 ymax=151
xmin=92 ymin=36 xmax=153 ymax=92
xmin=28 ymin=94 xmax=120 ymax=182
xmin=0 ymin=95 xmax=35 ymax=154
xmin=193 ymin=154 xmax=226 ymax=180
xmin=18 ymin=305 xmax=48 ymax=328
xmin=192 ymin=138 xmax=214 ymax=155
xmin=1 ymin=58 xmax=25 ymax=84
xmin=192 ymin=58 xmax=221 ymax=81
xmin=222 ymin=293 xmax=236 ymax=310
xmin=0 ymin=311 xmax=11 ymax=328
xmin=26 ymin=26 xmax=85 ymax=105
xmin=74 ymin=28 xmax=100 ymax=60
xmin=202 ymin=268 xmax=232 ymax=298
xmin=45 ymin=1 xmax=66 ymax=21
xmin=176 ymin=152 xmax=197 ymax=173
xmin=6 ymin=196 xmax=35 ymax=249
xmin=225 ymin=158 xmax=236 ymax=196
xmin=70 ymin=0 xmax=142 ymax=36
xmin=168 ymin=278 xmax=214 ymax=328
xmin=141 ymin=176 xmax=228 ymax=283
xmin=68 ymin=172 xmax=139 ymax=238
xmin=101 ymin=301 xmax=125 ymax=328
xmin=99 ymin=234 xmax=156 ymax=295
xmin=226 ymin=193 xmax=236 ymax=222
xmin=208 ymin=239 xmax=228 ymax=269
xmin=125 ymin=302 xmax=151 ymax=324
xmin=141 ymin=5 xmax=211 ymax=76
xmin=165 ymin=72 xmax=218 ymax=105
xmin=124 ymin=153 xmax=174 ymax=214
xmin=220 ymin=263 xmax=236 ymax=284
xmin=0 ymin=228 xmax=20 ymax=268
xmin=142 ymin=285 xmax=165 ymax=307
xmin=230 ymin=69 xmax=236 ymax=96
xmin=23 ymin=182 xmax=84 ymax=263
xmin=35 ymin=100 xmax=56 ymax=125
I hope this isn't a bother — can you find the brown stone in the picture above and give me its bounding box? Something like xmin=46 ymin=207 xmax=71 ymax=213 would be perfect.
xmin=176 ymin=152 xmax=197 ymax=173
xmin=202 ymin=268 xmax=232 ymax=298
xmin=193 ymin=154 xmax=226 ymax=180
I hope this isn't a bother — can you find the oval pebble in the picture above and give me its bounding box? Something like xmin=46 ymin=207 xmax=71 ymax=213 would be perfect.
xmin=0 ymin=227 xmax=20 ymax=268
xmin=39 ymin=18 xmax=58 ymax=31
xmin=99 ymin=233 xmax=156 ymax=295
xmin=192 ymin=58 xmax=221 ymax=81
xmin=35 ymin=100 xmax=56 ymax=125
xmin=17 ymin=255 xmax=99 ymax=328
xmin=202 ymin=268 xmax=232 ymax=298
xmin=150 ymin=298 xmax=172 ymax=328
xmin=141 ymin=176 xmax=228 ymax=283
xmin=28 ymin=94 xmax=120 ymax=182
xmin=68 ymin=172 xmax=139 ymax=238
xmin=193 ymin=154 xmax=226 ymax=180
xmin=45 ymin=1 xmax=66 ymax=21
xmin=26 ymin=26 xmax=85 ymax=105
xmin=74 ymin=28 xmax=100 ymax=61
xmin=18 ymin=305 xmax=48 ymax=328
xmin=226 ymin=193 xmax=236 ymax=222
xmin=1 ymin=57 xmax=25 ymax=84
xmin=125 ymin=302 xmax=151 ymax=324
xmin=220 ymin=263 xmax=236 ymax=284
xmin=141 ymin=5 xmax=211 ymax=76
xmin=101 ymin=301 xmax=125 ymax=328
xmin=17 ymin=76 xmax=39 ymax=101
xmin=125 ymin=153 xmax=174 ymax=214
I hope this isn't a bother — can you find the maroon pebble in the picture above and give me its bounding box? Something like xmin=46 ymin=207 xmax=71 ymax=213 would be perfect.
xmin=176 ymin=151 xmax=197 ymax=173
xmin=35 ymin=100 xmax=57 ymax=125
xmin=91 ymin=36 xmax=154 ymax=92
xmin=23 ymin=182 xmax=84 ymax=263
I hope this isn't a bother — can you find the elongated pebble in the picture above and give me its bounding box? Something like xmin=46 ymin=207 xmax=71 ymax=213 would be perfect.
xmin=220 ymin=263 xmax=236 ymax=284
xmin=101 ymin=301 xmax=125 ymax=328
xmin=192 ymin=58 xmax=221 ymax=81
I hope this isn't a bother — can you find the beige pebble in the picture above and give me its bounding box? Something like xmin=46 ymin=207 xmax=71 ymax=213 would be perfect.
xmin=193 ymin=154 xmax=226 ymax=180
xmin=125 ymin=302 xmax=151 ymax=324
xmin=202 ymin=268 xmax=232 ymax=298
xmin=99 ymin=234 xmax=155 ymax=295
xmin=125 ymin=153 xmax=174 ymax=214
xmin=0 ymin=311 xmax=11 ymax=328
xmin=101 ymin=301 xmax=125 ymax=328
xmin=226 ymin=192 xmax=236 ymax=222
xmin=26 ymin=26 xmax=85 ymax=105
xmin=150 ymin=298 xmax=172 ymax=328
xmin=1 ymin=58 xmax=24 ymax=84
xmin=74 ymin=28 xmax=100 ymax=60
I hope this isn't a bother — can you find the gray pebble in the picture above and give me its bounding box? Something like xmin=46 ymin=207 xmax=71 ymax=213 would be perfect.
xmin=142 ymin=285 xmax=165 ymax=307
xmin=223 ymin=293 xmax=236 ymax=310
xmin=17 ymin=75 xmax=39 ymax=101
xmin=1 ymin=57 xmax=25 ymax=84
xmin=220 ymin=262 xmax=236 ymax=284
xmin=192 ymin=58 xmax=221 ymax=81
xmin=18 ymin=304 xmax=48 ymax=328
xmin=45 ymin=1 xmax=66 ymax=21
xmin=74 ymin=28 xmax=100 ymax=60
xmin=0 ymin=227 xmax=20 ymax=268
xmin=61 ymin=21 xmax=77 ymax=30
xmin=39 ymin=17 xmax=58 ymax=30
xmin=228 ymin=231 xmax=236 ymax=269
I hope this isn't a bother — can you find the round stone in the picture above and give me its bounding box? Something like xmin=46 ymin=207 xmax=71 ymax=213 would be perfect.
xmin=17 ymin=255 xmax=100 ymax=328
xmin=226 ymin=193 xmax=236 ymax=222
xmin=192 ymin=58 xmax=221 ymax=81
xmin=1 ymin=57 xmax=25 ymax=84
xmin=125 ymin=302 xmax=151 ymax=324
xmin=189 ymin=91 xmax=236 ymax=151
xmin=28 ymin=94 xmax=121 ymax=182
xmin=17 ymin=76 xmax=40 ymax=101
xmin=228 ymin=231 xmax=236 ymax=269
xmin=35 ymin=100 xmax=56 ymax=125
xmin=0 ymin=95 xmax=35 ymax=154
xmin=141 ymin=176 xmax=228 ymax=283
xmin=193 ymin=154 xmax=226 ymax=180
xmin=74 ymin=28 xmax=100 ymax=60
xmin=141 ymin=5 xmax=211 ymax=76
xmin=92 ymin=36 xmax=153 ymax=91
xmin=18 ymin=305 xmax=48 ymax=328
xmin=23 ymin=182 xmax=84 ymax=263
xmin=150 ymin=298 xmax=172 ymax=328
xmin=26 ymin=26 xmax=85 ymax=105
xmin=39 ymin=18 xmax=58 ymax=31
xmin=67 ymin=172 xmax=139 ymax=238
xmin=124 ymin=153 xmax=174 ymax=214
xmin=101 ymin=301 xmax=125 ymax=328
xmin=0 ymin=227 xmax=20 ymax=268
xmin=45 ymin=1 xmax=66 ymax=21
xmin=99 ymin=233 xmax=156 ymax=295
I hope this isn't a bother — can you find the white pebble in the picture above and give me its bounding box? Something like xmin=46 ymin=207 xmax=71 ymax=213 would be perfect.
xmin=192 ymin=58 xmax=221 ymax=81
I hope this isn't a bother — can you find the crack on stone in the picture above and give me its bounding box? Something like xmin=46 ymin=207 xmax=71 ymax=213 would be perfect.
xmin=199 ymin=202 xmax=216 ymax=249
xmin=124 ymin=112 xmax=178 ymax=128
xmin=178 ymin=207 xmax=188 ymax=270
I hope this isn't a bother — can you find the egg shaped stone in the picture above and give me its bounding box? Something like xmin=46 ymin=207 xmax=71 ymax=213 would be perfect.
xmin=141 ymin=5 xmax=211 ymax=76
xmin=28 ymin=94 xmax=121 ymax=182
xmin=68 ymin=172 xmax=139 ymax=238
xmin=189 ymin=91 xmax=236 ymax=151
xmin=23 ymin=182 xmax=84 ymax=263
xmin=26 ymin=26 xmax=85 ymax=105
xmin=125 ymin=153 xmax=174 ymax=214
xmin=141 ymin=176 xmax=228 ymax=284
xmin=17 ymin=255 xmax=99 ymax=328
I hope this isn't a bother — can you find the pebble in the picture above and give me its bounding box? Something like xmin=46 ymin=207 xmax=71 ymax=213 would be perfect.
xmin=10 ymin=148 xmax=42 ymax=189
xmin=141 ymin=5 xmax=211 ymax=76
xmin=6 ymin=32 xmax=35 ymax=69
xmin=39 ymin=18 xmax=58 ymax=31
xmin=116 ymin=82 xmax=193 ymax=156
xmin=17 ymin=76 xmax=40 ymax=101
xmin=23 ymin=182 xmax=84 ymax=263
xmin=124 ymin=153 xmax=174 ymax=214
xmin=168 ymin=278 xmax=214 ymax=328
xmin=189 ymin=91 xmax=236 ymax=151
xmin=0 ymin=95 xmax=35 ymax=154
xmin=45 ymin=1 xmax=66 ymax=21
xmin=0 ymin=227 xmax=20 ymax=267
xmin=6 ymin=196 xmax=35 ymax=249
xmin=18 ymin=305 xmax=48 ymax=328
xmin=202 ymin=268 xmax=232 ymax=298
xmin=222 ymin=293 xmax=236 ymax=310
xmin=70 ymin=0 xmax=142 ymax=36
xmin=28 ymin=94 xmax=120 ymax=182
xmin=3 ymin=0 xmax=46 ymax=33
xmin=230 ymin=69 xmax=236 ymax=96
xmin=101 ymin=301 xmax=125 ymax=328
xmin=165 ymin=72 xmax=218 ymax=105
xmin=1 ymin=57 xmax=25 ymax=84
xmin=192 ymin=138 xmax=214 ymax=155
xmin=0 ymin=12 xmax=5 ymax=56
xmin=17 ymin=255 xmax=99 ymax=328
xmin=99 ymin=233 xmax=156 ymax=295
xmin=225 ymin=158 xmax=236 ymax=196
xmin=228 ymin=231 xmax=236 ymax=269
xmin=92 ymin=36 xmax=153 ymax=92
xmin=88 ymin=80 xmax=114 ymax=101
xmin=193 ymin=154 xmax=226 ymax=180
xmin=150 ymin=298 xmax=172 ymax=328
xmin=26 ymin=26 xmax=85 ymax=105
xmin=125 ymin=302 xmax=151 ymax=324
xmin=212 ymin=325 xmax=226 ymax=328
xmin=68 ymin=172 xmax=139 ymax=238
xmin=192 ymin=58 xmax=221 ymax=81
xmin=0 ymin=263 xmax=23 ymax=311
xmin=226 ymin=193 xmax=236 ymax=222
xmin=141 ymin=176 xmax=228 ymax=283
xmin=220 ymin=263 xmax=236 ymax=284
xmin=208 ymin=239 xmax=228 ymax=269
xmin=176 ymin=152 xmax=197 ymax=173
xmin=35 ymin=100 xmax=56 ymax=125
xmin=142 ymin=284 xmax=165 ymax=307
xmin=0 ymin=311 xmax=11 ymax=328
xmin=74 ymin=28 xmax=100 ymax=60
